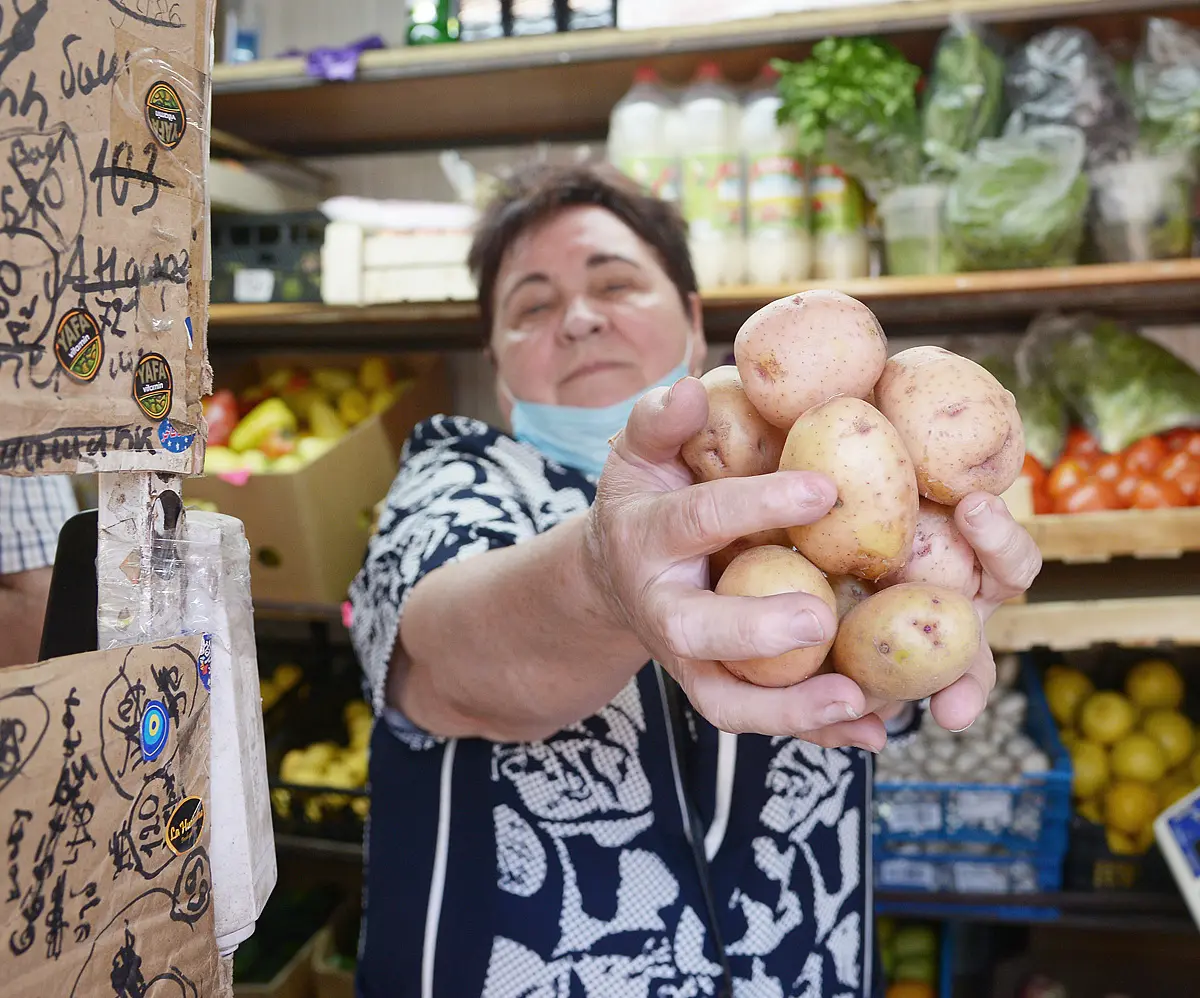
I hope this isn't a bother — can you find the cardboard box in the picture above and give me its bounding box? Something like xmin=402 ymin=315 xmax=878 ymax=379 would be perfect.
xmin=186 ymin=354 xmax=450 ymax=605
xmin=312 ymin=925 xmax=356 ymax=998
xmin=233 ymin=929 xmax=318 ymax=998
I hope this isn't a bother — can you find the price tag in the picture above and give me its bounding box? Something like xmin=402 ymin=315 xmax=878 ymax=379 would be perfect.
xmin=956 ymin=790 xmax=1013 ymax=828
xmin=952 ymin=862 xmax=1009 ymax=894
xmin=234 ymin=268 xmax=276 ymax=303
xmin=886 ymin=802 xmax=942 ymax=834
xmin=879 ymin=859 xmax=937 ymax=891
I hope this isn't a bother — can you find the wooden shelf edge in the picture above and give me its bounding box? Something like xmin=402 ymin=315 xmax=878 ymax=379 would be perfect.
xmin=212 ymin=0 xmax=1195 ymax=93
xmin=987 ymin=595 xmax=1200 ymax=652
xmin=1023 ymin=507 xmax=1200 ymax=563
xmin=210 ymin=259 xmax=1200 ymax=329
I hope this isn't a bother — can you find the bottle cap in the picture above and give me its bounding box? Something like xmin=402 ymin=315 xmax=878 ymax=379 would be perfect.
xmin=633 ymin=65 xmax=660 ymax=85
xmin=694 ymin=60 xmax=722 ymax=82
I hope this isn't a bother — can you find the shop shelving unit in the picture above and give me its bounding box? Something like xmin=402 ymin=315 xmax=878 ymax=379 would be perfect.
xmin=210 ymin=0 xmax=1200 ymax=933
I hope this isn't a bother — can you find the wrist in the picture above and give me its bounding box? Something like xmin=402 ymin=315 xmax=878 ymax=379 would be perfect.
xmin=577 ymin=509 xmax=634 ymax=636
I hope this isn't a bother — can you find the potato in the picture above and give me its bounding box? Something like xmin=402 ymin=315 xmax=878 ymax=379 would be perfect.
xmin=874 ymin=346 xmax=1025 ymax=504
xmin=733 ymin=290 xmax=888 ymax=429
xmin=681 ymin=366 xmax=787 ymax=482
xmin=709 ymin=528 xmax=792 ymax=585
xmin=832 ymin=583 xmax=981 ymax=701
xmin=714 ymin=545 xmax=837 ymax=687
xmin=828 ymin=574 xmax=877 ymax=620
xmin=880 ymin=498 xmax=981 ymax=597
xmin=779 ymin=396 xmax=918 ymax=581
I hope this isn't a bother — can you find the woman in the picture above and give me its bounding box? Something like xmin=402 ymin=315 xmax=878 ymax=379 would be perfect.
xmin=349 ymin=163 xmax=1040 ymax=998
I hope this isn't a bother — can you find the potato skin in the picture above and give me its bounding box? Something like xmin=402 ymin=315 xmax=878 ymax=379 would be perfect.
xmin=709 ymin=528 xmax=793 ymax=585
xmin=714 ymin=545 xmax=837 ymax=687
xmin=828 ymin=574 xmax=878 ymax=620
xmin=880 ymin=498 xmax=981 ymax=597
xmin=832 ymin=583 xmax=981 ymax=701
xmin=874 ymin=346 xmax=1026 ymax=504
xmin=779 ymin=396 xmax=919 ymax=581
xmin=682 ymin=366 xmax=787 ymax=482
xmin=734 ymin=290 xmax=888 ymax=430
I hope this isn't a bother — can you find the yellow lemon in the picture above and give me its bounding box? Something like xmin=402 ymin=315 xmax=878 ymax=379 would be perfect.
xmin=1141 ymin=709 xmax=1195 ymax=769
xmin=1045 ymin=666 xmax=1094 ymax=728
xmin=1077 ymin=798 xmax=1104 ymax=824
xmin=1059 ymin=728 xmax=1079 ymax=752
xmin=1106 ymin=826 xmax=1140 ymax=855
xmin=1111 ymin=733 xmax=1168 ymax=784
xmin=1104 ymin=780 xmax=1159 ymax=835
xmin=1191 ymin=751 xmax=1200 ymax=786
xmin=1156 ymin=779 xmax=1194 ymax=812
xmin=1079 ymin=692 xmax=1137 ymax=746
xmin=1125 ymin=659 xmax=1185 ymax=711
xmin=1070 ymin=741 xmax=1110 ymax=799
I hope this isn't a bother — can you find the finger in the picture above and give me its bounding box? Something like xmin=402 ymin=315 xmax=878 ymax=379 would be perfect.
xmin=647 ymin=582 xmax=837 ymax=663
xmin=797 ymin=715 xmax=889 ymax=753
xmin=955 ymin=492 xmax=1042 ymax=607
xmin=928 ymin=640 xmax=996 ymax=732
xmin=651 ymin=470 xmax=837 ymax=561
xmin=681 ymin=661 xmax=868 ymax=737
xmin=611 ymin=377 xmax=708 ymax=468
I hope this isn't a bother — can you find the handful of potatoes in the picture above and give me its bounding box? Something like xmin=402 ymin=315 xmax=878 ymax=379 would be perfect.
xmin=683 ymin=290 xmax=1024 ymax=703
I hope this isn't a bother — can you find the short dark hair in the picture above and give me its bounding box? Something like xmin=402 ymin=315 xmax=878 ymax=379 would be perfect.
xmin=467 ymin=161 xmax=697 ymax=338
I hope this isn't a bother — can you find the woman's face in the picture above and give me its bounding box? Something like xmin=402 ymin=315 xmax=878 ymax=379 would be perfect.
xmin=489 ymin=205 xmax=705 ymax=416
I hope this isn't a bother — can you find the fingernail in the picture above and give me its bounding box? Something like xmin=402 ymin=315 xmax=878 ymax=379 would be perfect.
xmin=794 ymin=610 xmax=826 ymax=645
xmin=965 ymin=500 xmax=991 ymax=525
xmin=949 ymin=719 xmax=975 ymax=733
xmin=666 ymin=376 xmax=686 ymax=405
xmin=853 ymin=740 xmax=882 ymax=754
xmin=821 ymin=701 xmax=861 ymax=725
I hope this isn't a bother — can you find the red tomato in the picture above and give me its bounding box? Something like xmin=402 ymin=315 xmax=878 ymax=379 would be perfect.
xmin=1123 ymin=436 xmax=1169 ymax=477
xmin=1055 ymin=480 xmax=1121 ymax=514
xmin=1065 ymin=427 xmax=1101 ymax=458
xmin=1185 ymin=433 xmax=1200 ymax=459
xmin=1114 ymin=472 xmax=1143 ymax=508
xmin=1093 ymin=454 xmax=1124 ymax=482
xmin=202 ymin=389 xmax=239 ymax=447
xmin=1047 ymin=459 xmax=1089 ymax=498
xmin=1131 ymin=477 xmax=1189 ymax=509
xmin=1163 ymin=428 xmax=1195 ymax=451
xmin=1033 ymin=485 xmax=1054 ymax=516
xmin=1159 ymin=449 xmax=1198 ymax=481
xmin=1022 ymin=454 xmax=1047 ymax=487
xmin=1176 ymin=469 xmax=1200 ymax=503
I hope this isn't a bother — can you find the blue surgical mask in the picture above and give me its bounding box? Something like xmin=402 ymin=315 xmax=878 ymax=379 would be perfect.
xmin=506 ymin=341 xmax=693 ymax=479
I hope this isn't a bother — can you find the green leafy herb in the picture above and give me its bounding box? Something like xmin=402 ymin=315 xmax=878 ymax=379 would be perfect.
xmin=922 ymin=19 xmax=1005 ymax=175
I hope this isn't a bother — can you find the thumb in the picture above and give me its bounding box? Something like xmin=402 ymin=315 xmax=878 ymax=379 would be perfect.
xmin=612 ymin=376 xmax=708 ymax=468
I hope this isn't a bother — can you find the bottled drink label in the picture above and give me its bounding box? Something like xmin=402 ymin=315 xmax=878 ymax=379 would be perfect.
xmin=682 ymin=154 xmax=743 ymax=234
xmin=510 ymin=0 xmax=556 ymax=35
xmin=746 ymin=153 xmax=806 ymax=233
xmin=618 ymin=155 xmax=680 ymax=202
xmin=812 ymin=163 xmax=866 ymax=235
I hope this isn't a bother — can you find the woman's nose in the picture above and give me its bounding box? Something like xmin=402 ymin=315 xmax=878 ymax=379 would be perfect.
xmin=560 ymin=296 xmax=606 ymax=341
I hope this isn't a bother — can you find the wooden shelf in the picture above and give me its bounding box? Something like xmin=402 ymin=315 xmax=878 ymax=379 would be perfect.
xmin=211 ymin=0 xmax=1199 ymax=154
xmin=987 ymin=595 xmax=1200 ymax=652
xmin=1024 ymin=507 xmax=1200 ymax=563
xmin=209 ymin=260 xmax=1200 ymax=352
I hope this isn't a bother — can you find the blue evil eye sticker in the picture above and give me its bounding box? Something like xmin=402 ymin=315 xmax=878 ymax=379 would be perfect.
xmin=197 ymin=634 xmax=212 ymax=692
xmin=141 ymin=701 xmax=170 ymax=762
xmin=185 ymin=315 xmax=194 ymax=349
xmin=158 ymin=419 xmax=196 ymax=453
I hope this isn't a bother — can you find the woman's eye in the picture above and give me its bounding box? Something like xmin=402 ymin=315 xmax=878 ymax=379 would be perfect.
xmin=521 ymin=302 xmax=550 ymax=318
xmin=603 ymin=282 xmax=630 ymax=294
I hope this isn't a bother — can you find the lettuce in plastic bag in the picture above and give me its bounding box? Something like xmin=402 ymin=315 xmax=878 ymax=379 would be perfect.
xmin=1024 ymin=312 xmax=1200 ymax=453
xmin=1133 ymin=17 xmax=1200 ymax=157
xmin=922 ymin=16 xmax=1006 ymax=176
xmin=945 ymin=125 xmax=1090 ymax=271
xmin=976 ymin=348 xmax=1068 ymax=468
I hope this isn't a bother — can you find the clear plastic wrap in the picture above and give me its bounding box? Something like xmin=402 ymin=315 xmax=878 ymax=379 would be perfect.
xmin=1004 ymin=27 xmax=1139 ymax=170
xmin=975 ymin=347 xmax=1069 ymax=469
xmin=1090 ymin=151 xmax=1195 ymax=262
xmin=921 ymin=15 xmax=1007 ymax=176
xmin=945 ymin=125 xmax=1090 ymax=271
xmin=1132 ymin=17 xmax=1200 ymax=157
xmin=1023 ymin=312 xmax=1200 ymax=453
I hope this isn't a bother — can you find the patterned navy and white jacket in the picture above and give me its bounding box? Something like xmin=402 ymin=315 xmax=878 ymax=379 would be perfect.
xmin=349 ymin=415 xmax=912 ymax=998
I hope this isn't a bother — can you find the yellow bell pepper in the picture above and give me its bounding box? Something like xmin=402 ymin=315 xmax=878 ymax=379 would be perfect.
xmin=312 ymin=367 xmax=358 ymax=397
xmin=308 ymin=399 xmax=348 ymax=440
xmin=337 ymin=388 xmax=371 ymax=427
xmin=358 ymin=355 xmax=393 ymax=393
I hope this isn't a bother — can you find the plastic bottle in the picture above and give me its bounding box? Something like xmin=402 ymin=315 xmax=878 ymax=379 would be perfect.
xmin=459 ymin=0 xmax=505 ymax=41
xmin=678 ymin=61 xmax=745 ymax=288
xmin=407 ymin=0 xmax=458 ymax=44
xmin=740 ymin=64 xmax=812 ymax=285
xmin=559 ymin=0 xmax=616 ymax=31
xmin=811 ymin=163 xmax=871 ymax=280
xmin=222 ymin=0 xmax=260 ymax=63
xmin=607 ymin=67 xmax=681 ymax=204
xmin=509 ymin=0 xmax=557 ymax=36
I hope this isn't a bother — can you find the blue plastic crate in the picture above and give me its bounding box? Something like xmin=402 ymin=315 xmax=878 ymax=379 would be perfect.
xmin=875 ymin=844 xmax=1064 ymax=894
xmin=873 ymin=659 xmax=1072 ymax=854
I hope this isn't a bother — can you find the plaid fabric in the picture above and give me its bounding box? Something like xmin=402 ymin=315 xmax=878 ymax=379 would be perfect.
xmin=0 ymin=476 xmax=79 ymax=574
